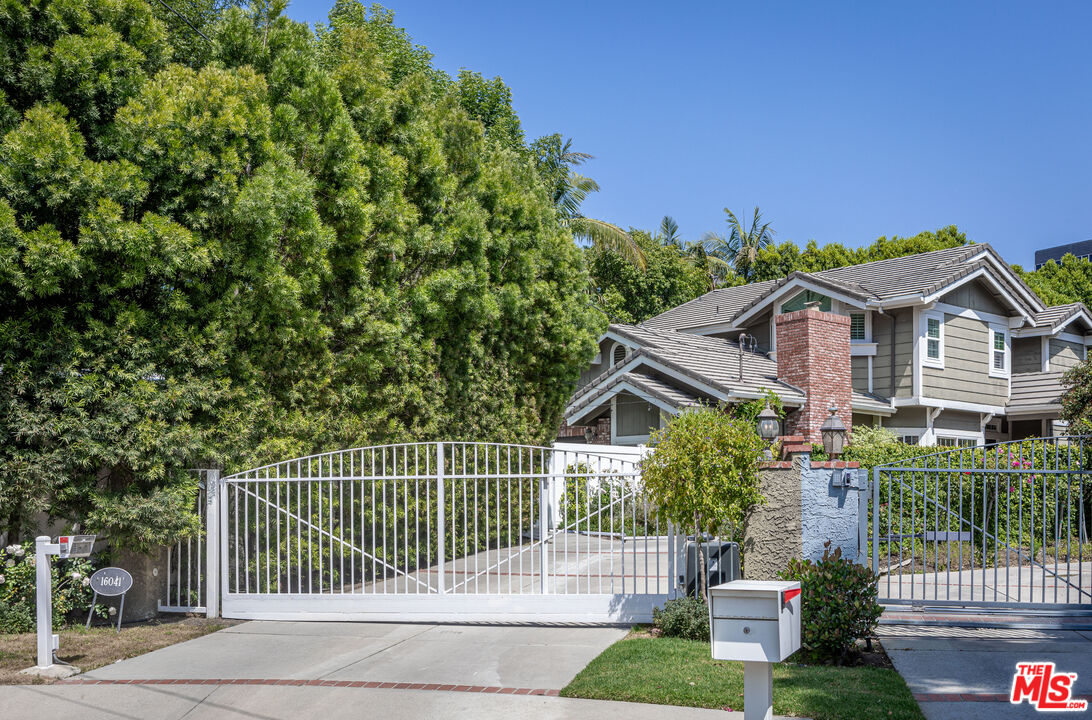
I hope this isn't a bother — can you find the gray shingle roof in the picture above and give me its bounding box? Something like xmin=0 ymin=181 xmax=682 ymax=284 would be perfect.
xmin=565 ymin=324 xmax=896 ymax=422
xmin=641 ymin=280 xmax=780 ymax=330
xmin=1008 ymin=371 xmax=1066 ymax=413
xmin=1031 ymin=303 xmax=1092 ymax=331
xmin=641 ymin=243 xmax=1044 ymax=332
xmin=565 ymin=325 xmax=805 ymax=421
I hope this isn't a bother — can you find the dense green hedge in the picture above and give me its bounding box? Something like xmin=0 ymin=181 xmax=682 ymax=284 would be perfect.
xmin=0 ymin=0 xmax=600 ymax=548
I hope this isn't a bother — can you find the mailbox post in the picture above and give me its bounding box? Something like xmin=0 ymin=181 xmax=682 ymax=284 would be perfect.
xmin=32 ymin=534 xmax=95 ymax=672
xmin=709 ymin=580 xmax=801 ymax=720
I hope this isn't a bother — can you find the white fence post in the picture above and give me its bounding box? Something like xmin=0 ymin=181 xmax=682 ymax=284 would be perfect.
xmin=35 ymin=536 xmax=54 ymax=668
xmin=436 ymin=442 xmax=446 ymax=595
xmin=205 ymin=469 xmax=221 ymax=618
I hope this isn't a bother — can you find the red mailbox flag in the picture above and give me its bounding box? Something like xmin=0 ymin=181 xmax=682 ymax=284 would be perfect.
xmin=782 ymin=588 xmax=801 ymax=608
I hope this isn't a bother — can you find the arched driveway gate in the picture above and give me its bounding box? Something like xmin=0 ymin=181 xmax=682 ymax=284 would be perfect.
xmin=872 ymin=436 xmax=1092 ymax=613
xmin=196 ymin=443 xmax=679 ymax=623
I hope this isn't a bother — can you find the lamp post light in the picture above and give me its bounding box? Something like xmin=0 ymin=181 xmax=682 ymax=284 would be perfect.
xmin=756 ymin=403 xmax=780 ymax=442
xmin=820 ymin=406 xmax=847 ymax=458
xmin=583 ymin=426 xmax=596 ymax=444
xmin=756 ymin=402 xmax=780 ymax=460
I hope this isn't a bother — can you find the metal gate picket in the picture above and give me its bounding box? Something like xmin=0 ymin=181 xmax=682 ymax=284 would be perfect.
xmin=213 ymin=442 xmax=678 ymax=623
xmin=871 ymin=436 xmax=1092 ymax=614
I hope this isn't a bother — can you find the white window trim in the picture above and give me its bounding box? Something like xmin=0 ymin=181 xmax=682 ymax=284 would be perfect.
xmin=848 ymin=310 xmax=871 ymax=343
xmin=921 ymin=310 xmax=945 ymax=369
xmin=987 ymin=323 xmax=1010 ymax=379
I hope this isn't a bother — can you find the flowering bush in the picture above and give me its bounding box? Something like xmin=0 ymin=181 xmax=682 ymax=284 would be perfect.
xmin=0 ymin=542 xmax=105 ymax=633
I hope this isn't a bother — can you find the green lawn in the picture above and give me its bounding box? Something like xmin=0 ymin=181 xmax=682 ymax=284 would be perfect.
xmin=561 ymin=636 xmax=924 ymax=720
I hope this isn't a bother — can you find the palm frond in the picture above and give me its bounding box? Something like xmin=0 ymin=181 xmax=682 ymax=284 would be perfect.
xmin=659 ymin=215 xmax=681 ymax=246
xmin=570 ymin=217 xmax=646 ymax=269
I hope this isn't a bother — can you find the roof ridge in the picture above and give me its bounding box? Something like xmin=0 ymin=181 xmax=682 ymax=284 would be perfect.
xmin=811 ymin=243 xmax=979 ymax=277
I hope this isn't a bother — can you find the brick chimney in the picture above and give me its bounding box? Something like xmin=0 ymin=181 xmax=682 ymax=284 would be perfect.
xmin=775 ymin=307 xmax=852 ymax=446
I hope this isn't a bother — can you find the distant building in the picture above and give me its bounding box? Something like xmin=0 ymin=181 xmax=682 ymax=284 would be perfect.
xmin=1035 ymin=240 xmax=1092 ymax=270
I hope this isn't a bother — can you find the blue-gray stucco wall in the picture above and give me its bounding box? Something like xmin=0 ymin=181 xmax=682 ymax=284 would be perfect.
xmin=800 ymin=456 xmax=861 ymax=562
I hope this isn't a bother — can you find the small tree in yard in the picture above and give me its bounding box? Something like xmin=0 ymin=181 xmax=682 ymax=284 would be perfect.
xmin=641 ymin=407 xmax=765 ymax=599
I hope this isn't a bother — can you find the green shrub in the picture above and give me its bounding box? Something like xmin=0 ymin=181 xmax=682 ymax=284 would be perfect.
xmin=779 ymin=542 xmax=882 ymax=664
xmin=652 ymin=596 xmax=710 ymax=640
xmin=0 ymin=542 xmax=104 ymax=634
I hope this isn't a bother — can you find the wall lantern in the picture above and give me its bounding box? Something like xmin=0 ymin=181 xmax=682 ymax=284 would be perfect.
xmin=583 ymin=426 xmax=597 ymax=443
xmin=756 ymin=403 xmax=780 ymax=441
xmin=820 ymin=406 xmax=847 ymax=458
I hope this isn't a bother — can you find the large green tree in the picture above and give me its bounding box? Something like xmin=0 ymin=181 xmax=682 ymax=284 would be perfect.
xmin=590 ymin=230 xmax=710 ymax=324
xmin=0 ymin=0 xmax=600 ymax=545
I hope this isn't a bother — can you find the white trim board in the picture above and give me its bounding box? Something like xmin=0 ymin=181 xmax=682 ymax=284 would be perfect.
xmin=892 ymin=396 xmax=1008 ymax=416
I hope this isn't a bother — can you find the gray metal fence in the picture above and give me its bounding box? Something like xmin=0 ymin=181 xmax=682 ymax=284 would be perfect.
xmin=872 ymin=436 xmax=1092 ymax=612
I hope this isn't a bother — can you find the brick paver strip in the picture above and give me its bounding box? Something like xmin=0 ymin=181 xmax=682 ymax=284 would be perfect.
xmin=60 ymin=677 xmax=560 ymax=698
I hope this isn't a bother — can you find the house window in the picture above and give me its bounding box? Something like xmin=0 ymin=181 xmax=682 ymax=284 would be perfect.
xmin=921 ymin=311 xmax=944 ymax=369
xmin=937 ymin=437 xmax=977 ymax=448
xmin=850 ymin=313 xmax=866 ymax=341
xmin=988 ymin=324 xmax=1009 ymax=379
xmin=900 ymin=435 xmax=920 ymax=445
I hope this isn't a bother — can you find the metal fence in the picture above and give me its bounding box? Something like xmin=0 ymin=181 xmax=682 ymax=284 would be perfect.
xmin=872 ymin=436 xmax=1092 ymax=611
xmin=159 ymin=469 xmax=211 ymax=613
xmin=213 ymin=442 xmax=678 ymax=623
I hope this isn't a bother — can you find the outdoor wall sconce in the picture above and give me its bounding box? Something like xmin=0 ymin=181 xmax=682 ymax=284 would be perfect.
xmin=820 ymin=406 xmax=847 ymax=458
xmin=756 ymin=403 xmax=780 ymax=442
xmin=583 ymin=426 xmax=596 ymax=443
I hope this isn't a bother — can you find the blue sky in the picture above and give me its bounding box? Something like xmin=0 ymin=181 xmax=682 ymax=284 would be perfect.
xmin=283 ymin=1 xmax=1092 ymax=268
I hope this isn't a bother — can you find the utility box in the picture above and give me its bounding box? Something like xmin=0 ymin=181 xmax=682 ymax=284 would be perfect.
xmin=681 ymin=541 xmax=740 ymax=596
xmin=709 ymin=580 xmax=801 ymax=663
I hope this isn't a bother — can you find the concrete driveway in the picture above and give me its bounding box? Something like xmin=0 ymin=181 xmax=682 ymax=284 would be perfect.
xmin=0 ymin=621 xmax=772 ymax=719
xmin=878 ymin=624 xmax=1092 ymax=719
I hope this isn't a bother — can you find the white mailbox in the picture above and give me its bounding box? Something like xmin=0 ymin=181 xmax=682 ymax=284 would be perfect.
xmin=709 ymin=579 xmax=801 ymax=662
xmin=709 ymin=580 xmax=802 ymax=720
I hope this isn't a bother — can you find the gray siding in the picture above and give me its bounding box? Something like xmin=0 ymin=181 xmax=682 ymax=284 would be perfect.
xmin=742 ymin=311 xmax=771 ymax=351
xmin=939 ymin=281 xmax=1008 ymax=316
xmin=873 ymin=309 xmax=913 ymax=398
xmin=1012 ymin=337 xmax=1041 ymax=374
xmin=615 ymin=393 xmax=660 ymax=437
xmin=1049 ymin=338 xmax=1084 ymax=371
xmin=851 ymin=356 xmax=869 ymax=393
xmin=577 ymin=338 xmax=614 ymax=387
xmin=934 ymin=410 xmax=982 ymax=433
xmin=921 ymin=313 xmax=1007 ymax=405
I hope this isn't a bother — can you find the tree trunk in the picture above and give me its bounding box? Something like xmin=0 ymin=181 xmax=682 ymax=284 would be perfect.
xmin=694 ymin=515 xmax=708 ymax=602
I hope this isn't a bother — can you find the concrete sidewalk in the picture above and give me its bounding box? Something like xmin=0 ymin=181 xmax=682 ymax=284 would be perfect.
xmin=0 ymin=683 xmax=745 ymax=720
xmin=878 ymin=624 xmax=1092 ymax=719
xmin=0 ymin=621 xmax=795 ymax=719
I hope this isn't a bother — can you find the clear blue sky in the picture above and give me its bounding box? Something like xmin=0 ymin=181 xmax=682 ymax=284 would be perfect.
xmin=283 ymin=0 xmax=1092 ymax=268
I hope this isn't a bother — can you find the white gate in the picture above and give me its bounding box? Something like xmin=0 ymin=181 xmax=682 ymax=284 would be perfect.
xmin=206 ymin=443 xmax=678 ymax=623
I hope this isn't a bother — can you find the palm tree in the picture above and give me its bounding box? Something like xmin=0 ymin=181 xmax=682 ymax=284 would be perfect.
xmin=533 ymin=135 xmax=645 ymax=269
xmin=656 ymin=215 xmax=732 ymax=290
xmin=684 ymin=242 xmax=734 ymax=291
xmin=703 ymin=206 xmax=774 ymax=281
xmin=656 ymin=216 xmax=681 ymax=247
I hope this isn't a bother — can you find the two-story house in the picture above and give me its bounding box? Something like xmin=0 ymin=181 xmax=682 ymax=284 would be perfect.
xmin=562 ymin=244 xmax=1092 ymax=447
